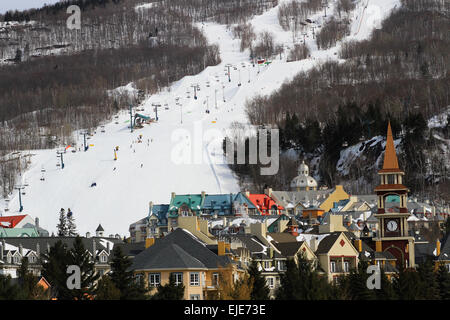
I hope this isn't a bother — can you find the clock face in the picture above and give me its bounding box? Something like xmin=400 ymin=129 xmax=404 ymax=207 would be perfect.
xmin=386 ymin=220 xmax=398 ymax=232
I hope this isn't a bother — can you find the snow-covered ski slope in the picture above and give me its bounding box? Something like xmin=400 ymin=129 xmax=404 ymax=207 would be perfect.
xmin=0 ymin=0 xmax=400 ymax=236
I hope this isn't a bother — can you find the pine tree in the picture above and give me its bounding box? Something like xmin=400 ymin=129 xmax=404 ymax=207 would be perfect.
xmin=393 ymin=267 xmax=421 ymax=300
xmin=110 ymin=246 xmax=147 ymax=300
xmin=0 ymin=274 xmax=21 ymax=300
xmin=276 ymin=258 xmax=301 ymax=299
xmin=68 ymin=236 xmax=100 ymax=300
xmin=437 ymin=264 xmax=450 ymax=300
xmin=417 ymin=258 xmax=440 ymax=299
xmin=57 ymin=208 xmax=68 ymax=236
xmin=276 ymin=254 xmax=333 ymax=300
xmin=17 ymin=257 xmax=49 ymax=300
xmin=95 ymin=275 xmax=121 ymax=300
xmin=375 ymin=269 xmax=396 ymax=300
xmin=248 ymin=260 xmax=270 ymax=300
xmin=41 ymin=240 xmax=72 ymax=299
xmin=342 ymin=261 xmax=375 ymax=300
xmin=67 ymin=208 xmax=77 ymax=236
xmin=151 ymin=273 xmax=185 ymax=300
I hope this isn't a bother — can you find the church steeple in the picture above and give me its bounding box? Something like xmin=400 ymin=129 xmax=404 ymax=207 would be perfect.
xmin=372 ymin=122 xmax=415 ymax=269
xmin=380 ymin=122 xmax=400 ymax=173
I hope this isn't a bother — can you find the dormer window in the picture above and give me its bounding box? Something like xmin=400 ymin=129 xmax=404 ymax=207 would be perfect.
xmin=100 ymin=254 xmax=107 ymax=263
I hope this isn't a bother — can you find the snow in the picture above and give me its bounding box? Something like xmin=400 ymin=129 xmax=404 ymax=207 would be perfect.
xmin=407 ymin=215 xmax=420 ymax=222
xmin=99 ymin=238 xmax=115 ymax=250
xmin=428 ymin=107 xmax=450 ymax=129
xmin=0 ymin=0 xmax=401 ymax=237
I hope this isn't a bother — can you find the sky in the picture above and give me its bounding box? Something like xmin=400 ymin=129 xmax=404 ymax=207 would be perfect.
xmin=0 ymin=0 xmax=62 ymax=14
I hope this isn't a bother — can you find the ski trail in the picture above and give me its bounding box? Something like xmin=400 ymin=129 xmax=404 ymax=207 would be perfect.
xmin=204 ymin=139 xmax=222 ymax=194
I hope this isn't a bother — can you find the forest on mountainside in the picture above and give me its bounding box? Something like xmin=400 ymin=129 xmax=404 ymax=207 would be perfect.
xmin=0 ymin=0 xmax=277 ymax=198
xmin=226 ymin=0 xmax=450 ymax=201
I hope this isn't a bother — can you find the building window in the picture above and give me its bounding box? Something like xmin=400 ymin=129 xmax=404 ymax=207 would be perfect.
xmin=190 ymin=294 xmax=201 ymax=300
xmin=212 ymin=273 xmax=219 ymax=286
xmin=190 ymin=272 xmax=200 ymax=286
xmin=266 ymin=277 xmax=274 ymax=289
xmin=148 ymin=273 xmax=160 ymax=287
xmin=13 ymin=256 xmax=20 ymax=264
xmin=278 ymin=260 xmax=286 ymax=271
xmin=343 ymin=261 xmax=349 ymax=273
xmin=330 ymin=261 xmax=336 ymax=273
xmin=172 ymin=272 xmax=183 ymax=286
xmin=100 ymin=254 xmax=107 ymax=263
xmin=29 ymin=256 xmax=35 ymax=263
xmin=264 ymin=261 xmax=271 ymax=269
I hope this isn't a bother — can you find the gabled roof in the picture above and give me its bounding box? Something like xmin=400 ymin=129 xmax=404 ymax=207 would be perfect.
xmin=0 ymin=215 xmax=27 ymax=228
xmin=247 ymin=194 xmax=284 ymax=212
xmin=96 ymin=224 xmax=104 ymax=232
xmin=315 ymin=232 xmax=356 ymax=255
xmin=267 ymin=232 xmax=297 ymax=243
xmin=232 ymin=192 xmax=257 ymax=209
xmin=130 ymin=228 xmax=232 ymax=271
xmin=271 ymin=241 xmax=304 ymax=257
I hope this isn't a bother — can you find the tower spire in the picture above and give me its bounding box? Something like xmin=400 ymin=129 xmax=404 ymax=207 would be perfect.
xmin=380 ymin=121 xmax=400 ymax=172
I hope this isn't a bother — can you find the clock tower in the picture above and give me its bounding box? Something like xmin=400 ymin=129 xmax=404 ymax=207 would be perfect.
xmin=372 ymin=122 xmax=415 ymax=268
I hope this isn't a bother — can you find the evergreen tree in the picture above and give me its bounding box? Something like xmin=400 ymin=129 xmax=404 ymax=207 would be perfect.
xmin=393 ymin=267 xmax=421 ymax=300
xmin=436 ymin=264 xmax=450 ymax=300
xmin=248 ymin=260 xmax=270 ymax=300
xmin=68 ymin=236 xmax=100 ymax=300
xmin=0 ymin=274 xmax=21 ymax=299
xmin=276 ymin=254 xmax=333 ymax=300
xmin=375 ymin=269 xmax=397 ymax=300
xmin=41 ymin=240 xmax=72 ymax=299
xmin=17 ymin=257 xmax=49 ymax=300
xmin=57 ymin=208 xmax=68 ymax=236
xmin=417 ymin=258 xmax=440 ymax=299
xmin=109 ymin=246 xmax=147 ymax=300
xmin=276 ymin=258 xmax=301 ymax=299
xmin=95 ymin=275 xmax=121 ymax=300
xmin=67 ymin=208 xmax=77 ymax=236
xmin=151 ymin=273 xmax=185 ymax=300
xmin=342 ymin=261 xmax=375 ymax=300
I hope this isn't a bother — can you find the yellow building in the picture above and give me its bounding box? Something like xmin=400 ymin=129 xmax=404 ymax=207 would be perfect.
xmin=130 ymin=228 xmax=243 ymax=300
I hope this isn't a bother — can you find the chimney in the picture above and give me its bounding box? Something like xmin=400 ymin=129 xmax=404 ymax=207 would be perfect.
xmin=310 ymin=237 xmax=317 ymax=252
xmin=0 ymin=241 xmax=3 ymax=261
xmin=436 ymin=239 xmax=441 ymax=256
xmin=354 ymin=239 xmax=362 ymax=252
xmin=86 ymin=232 xmax=91 ymax=238
xmin=201 ymin=191 xmax=206 ymax=198
xmin=245 ymin=190 xmax=250 ymax=198
xmin=46 ymin=242 xmax=50 ymax=253
xmin=92 ymin=238 xmax=97 ymax=261
xmin=149 ymin=201 xmax=153 ymax=216
xmin=376 ymin=240 xmax=382 ymax=252
xmin=19 ymin=243 xmax=23 ymax=256
xmin=35 ymin=217 xmax=39 ymax=229
xmin=265 ymin=188 xmax=273 ymax=197
xmin=171 ymin=192 xmax=176 ymax=200
xmin=145 ymin=237 xmax=155 ymax=248
xmin=35 ymin=242 xmax=40 ymax=257
xmin=218 ymin=241 xmax=226 ymax=256
xmin=106 ymin=242 xmax=110 ymax=254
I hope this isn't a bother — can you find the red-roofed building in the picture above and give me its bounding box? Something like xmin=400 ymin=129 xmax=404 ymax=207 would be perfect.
xmin=0 ymin=214 xmax=34 ymax=228
xmin=245 ymin=192 xmax=284 ymax=215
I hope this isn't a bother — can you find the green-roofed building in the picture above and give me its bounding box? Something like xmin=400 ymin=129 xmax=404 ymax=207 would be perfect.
xmin=168 ymin=192 xmax=206 ymax=218
xmin=0 ymin=227 xmax=39 ymax=237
